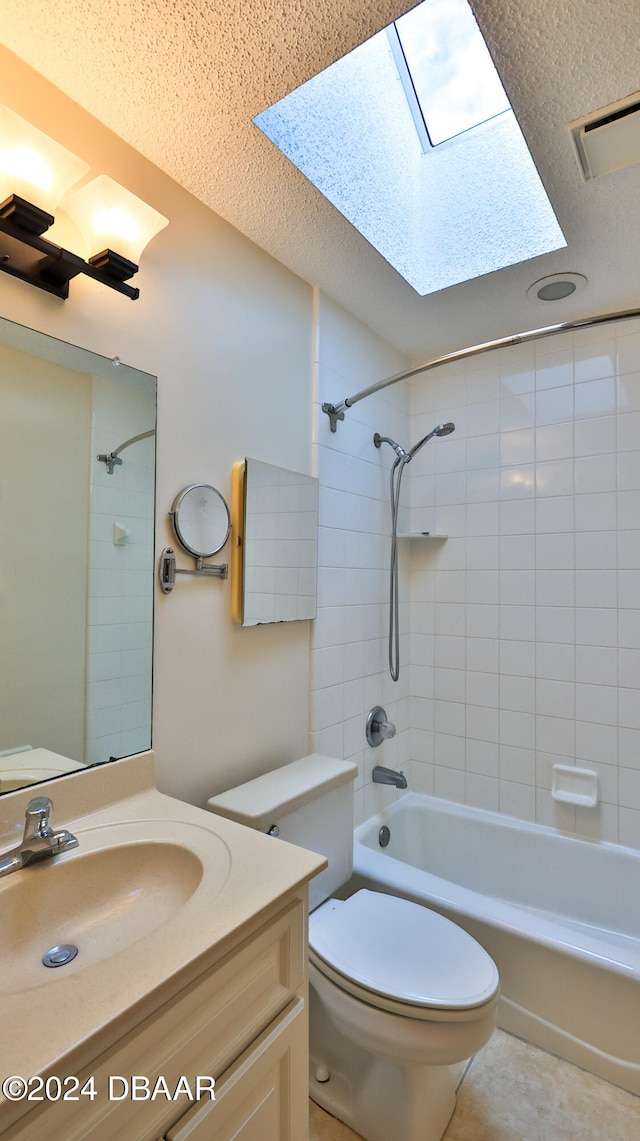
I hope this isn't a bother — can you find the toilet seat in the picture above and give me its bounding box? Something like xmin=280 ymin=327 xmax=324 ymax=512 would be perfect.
xmin=309 ymin=890 xmax=499 ymax=1019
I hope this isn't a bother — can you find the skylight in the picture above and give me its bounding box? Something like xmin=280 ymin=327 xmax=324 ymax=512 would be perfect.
xmin=393 ymin=0 xmax=510 ymax=146
xmin=254 ymin=0 xmax=566 ymax=295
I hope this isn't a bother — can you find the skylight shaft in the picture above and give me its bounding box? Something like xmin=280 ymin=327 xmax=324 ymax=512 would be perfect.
xmin=395 ymin=0 xmax=510 ymax=146
xmin=254 ymin=0 xmax=566 ymax=294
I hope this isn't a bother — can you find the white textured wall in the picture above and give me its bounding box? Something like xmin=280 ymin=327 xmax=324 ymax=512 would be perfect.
xmin=0 ymin=49 xmax=314 ymax=808
xmin=311 ymin=293 xmax=412 ymax=824
xmin=407 ymin=317 xmax=640 ymax=851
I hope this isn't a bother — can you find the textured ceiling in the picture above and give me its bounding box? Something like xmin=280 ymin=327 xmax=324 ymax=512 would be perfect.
xmin=1 ymin=0 xmax=639 ymax=359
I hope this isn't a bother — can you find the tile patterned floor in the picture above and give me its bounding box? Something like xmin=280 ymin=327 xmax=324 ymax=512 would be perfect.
xmin=309 ymin=1029 xmax=640 ymax=1141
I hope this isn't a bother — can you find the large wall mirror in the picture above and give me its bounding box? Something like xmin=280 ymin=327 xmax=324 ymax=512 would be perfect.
xmin=0 ymin=316 xmax=156 ymax=795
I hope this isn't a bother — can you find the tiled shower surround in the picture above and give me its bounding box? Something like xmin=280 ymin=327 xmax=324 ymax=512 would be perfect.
xmin=312 ymin=296 xmax=640 ymax=850
xmin=311 ymin=294 xmax=411 ymax=820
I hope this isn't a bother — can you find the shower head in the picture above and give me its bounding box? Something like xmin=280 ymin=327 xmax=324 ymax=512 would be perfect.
xmin=373 ymin=433 xmax=409 ymax=461
xmin=407 ymin=421 xmax=455 ymax=460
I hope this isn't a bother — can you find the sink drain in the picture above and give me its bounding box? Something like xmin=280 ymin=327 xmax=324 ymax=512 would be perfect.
xmin=42 ymin=944 xmax=78 ymax=968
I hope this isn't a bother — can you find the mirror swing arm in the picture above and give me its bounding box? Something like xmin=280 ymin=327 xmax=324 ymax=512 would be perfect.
xmin=159 ymin=548 xmax=227 ymax=593
xmin=159 ymin=483 xmax=230 ymax=595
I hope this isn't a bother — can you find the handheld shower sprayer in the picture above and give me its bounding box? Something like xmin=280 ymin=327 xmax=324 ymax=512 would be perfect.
xmin=409 ymin=420 xmax=455 ymax=458
xmin=374 ymin=421 xmax=455 ymax=681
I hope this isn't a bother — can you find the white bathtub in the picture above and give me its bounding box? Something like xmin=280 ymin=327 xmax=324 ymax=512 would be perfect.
xmin=351 ymin=792 xmax=640 ymax=1095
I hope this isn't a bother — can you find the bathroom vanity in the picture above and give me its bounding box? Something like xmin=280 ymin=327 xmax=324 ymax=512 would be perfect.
xmin=0 ymin=754 xmax=325 ymax=1140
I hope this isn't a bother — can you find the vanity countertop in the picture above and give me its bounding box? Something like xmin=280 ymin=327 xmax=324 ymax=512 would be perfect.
xmin=0 ymin=753 xmax=326 ymax=1130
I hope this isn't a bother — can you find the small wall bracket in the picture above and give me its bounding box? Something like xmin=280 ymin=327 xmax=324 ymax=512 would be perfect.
xmin=159 ymin=546 xmax=228 ymax=594
xmin=97 ymin=452 xmax=123 ymax=474
xmin=322 ymin=402 xmax=345 ymax=433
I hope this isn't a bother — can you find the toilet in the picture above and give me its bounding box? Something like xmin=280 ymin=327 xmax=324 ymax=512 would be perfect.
xmin=207 ymin=755 xmax=499 ymax=1141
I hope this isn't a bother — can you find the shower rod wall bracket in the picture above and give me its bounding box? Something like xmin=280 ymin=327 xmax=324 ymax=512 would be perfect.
xmin=97 ymin=452 xmax=123 ymax=474
xmin=159 ymin=546 xmax=228 ymax=594
xmin=321 ymin=402 xmax=345 ymax=432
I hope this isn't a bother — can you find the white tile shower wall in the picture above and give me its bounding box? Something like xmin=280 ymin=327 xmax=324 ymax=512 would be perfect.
xmin=407 ymin=317 xmax=640 ymax=850
xmin=312 ymin=293 xmax=412 ymax=823
xmin=85 ymin=372 xmax=155 ymax=763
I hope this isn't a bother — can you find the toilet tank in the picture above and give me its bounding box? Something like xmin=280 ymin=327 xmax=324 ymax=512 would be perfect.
xmin=207 ymin=754 xmax=358 ymax=910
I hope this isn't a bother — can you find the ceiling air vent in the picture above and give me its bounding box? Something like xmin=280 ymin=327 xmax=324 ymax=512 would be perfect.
xmin=569 ymin=92 xmax=640 ymax=180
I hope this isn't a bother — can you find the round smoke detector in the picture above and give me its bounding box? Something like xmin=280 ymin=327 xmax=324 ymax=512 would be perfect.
xmin=526 ymin=272 xmax=588 ymax=303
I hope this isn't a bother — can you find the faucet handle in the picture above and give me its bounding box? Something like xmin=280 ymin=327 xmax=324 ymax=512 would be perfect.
xmin=23 ymin=797 xmax=54 ymax=840
xmin=366 ymin=706 xmax=397 ymax=747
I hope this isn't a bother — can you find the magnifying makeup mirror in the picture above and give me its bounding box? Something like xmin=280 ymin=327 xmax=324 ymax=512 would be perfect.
xmin=159 ymin=483 xmax=230 ymax=594
xmin=170 ymin=483 xmax=230 ymax=557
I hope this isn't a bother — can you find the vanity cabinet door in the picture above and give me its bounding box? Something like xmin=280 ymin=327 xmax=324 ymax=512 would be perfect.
xmin=165 ymin=997 xmax=307 ymax=1141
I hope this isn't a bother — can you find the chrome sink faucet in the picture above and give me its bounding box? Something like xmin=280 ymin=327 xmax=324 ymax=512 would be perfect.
xmin=0 ymin=797 xmax=78 ymax=878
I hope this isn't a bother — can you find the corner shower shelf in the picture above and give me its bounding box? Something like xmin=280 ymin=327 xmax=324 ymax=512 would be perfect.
xmin=397 ymin=533 xmax=448 ymax=540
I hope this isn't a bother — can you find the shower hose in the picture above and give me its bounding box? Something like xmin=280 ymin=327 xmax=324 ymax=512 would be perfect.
xmin=387 ymin=453 xmax=410 ymax=682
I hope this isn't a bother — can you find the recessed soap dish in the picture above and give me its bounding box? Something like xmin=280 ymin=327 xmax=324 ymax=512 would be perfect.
xmin=551 ymin=764 xmax=599 ymax=807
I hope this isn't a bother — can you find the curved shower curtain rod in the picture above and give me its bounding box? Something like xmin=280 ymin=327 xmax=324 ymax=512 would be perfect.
xmin=322 ymin=306 xmax=640 ymax=432
xmin=98 ymin=428 xmax=156 ymax=474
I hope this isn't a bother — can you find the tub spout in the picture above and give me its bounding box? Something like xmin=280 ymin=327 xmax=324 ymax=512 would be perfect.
xmin=372 ymin=765 xmax=407 ymax=789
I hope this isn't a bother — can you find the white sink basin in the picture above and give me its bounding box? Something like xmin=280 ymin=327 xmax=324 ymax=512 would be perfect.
xmin=0 ymin=821 xmax=231 ymax=992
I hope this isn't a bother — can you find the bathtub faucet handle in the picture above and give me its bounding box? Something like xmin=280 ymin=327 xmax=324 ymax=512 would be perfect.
xmin=366 ymin=706 xmax=397 ymax=747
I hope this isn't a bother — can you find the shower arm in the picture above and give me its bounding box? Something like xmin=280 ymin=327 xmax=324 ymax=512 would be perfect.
xmin=321 ymin=306 xmax=640 ymax=432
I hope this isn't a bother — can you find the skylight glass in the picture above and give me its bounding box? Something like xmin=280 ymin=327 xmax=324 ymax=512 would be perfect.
xmin=254 ymin=0 xmax=566 ymax=295
xmin=395 ymin=0 xmax=510 ymax=145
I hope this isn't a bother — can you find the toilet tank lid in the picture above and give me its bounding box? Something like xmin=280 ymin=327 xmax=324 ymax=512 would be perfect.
xmin=206 ymin=754 xmax=357 ymax=831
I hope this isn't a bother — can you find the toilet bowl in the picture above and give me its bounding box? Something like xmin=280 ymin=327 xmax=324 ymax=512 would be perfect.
xmin=308 ymin=891 xmax=499 ymax=1141
xmin=207 ymin=755 xmax=500 ymax=1141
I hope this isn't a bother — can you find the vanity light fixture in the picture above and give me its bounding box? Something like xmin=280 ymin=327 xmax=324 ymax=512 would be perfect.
xmin=0 ymin=106 xmax=90 ymax=215
xmin=0 ymin=106 xmax=168 ymax=300
xmin=62 ymin=175 xmax=168 ymax=288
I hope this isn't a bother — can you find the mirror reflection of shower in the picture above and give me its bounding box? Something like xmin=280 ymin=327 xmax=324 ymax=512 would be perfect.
xmin=375 ymin=423 xmax=455 ymax=681
xmin=98 ymin=429 xmax=156 ymax=474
